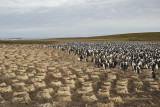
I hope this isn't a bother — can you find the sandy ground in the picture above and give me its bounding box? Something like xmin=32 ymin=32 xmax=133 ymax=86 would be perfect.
xmin=0 ymin=44 xmax=159 ymax=107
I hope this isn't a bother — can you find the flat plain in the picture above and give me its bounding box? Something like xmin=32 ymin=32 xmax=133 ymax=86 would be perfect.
xmin=0 ymin=43 xmax=159 ymax=107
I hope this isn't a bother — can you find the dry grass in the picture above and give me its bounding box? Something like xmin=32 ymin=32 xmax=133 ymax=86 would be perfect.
xmin=82 ymin=93 xmax=98 ymax=102
xmin=0 ymin=44 xmax=159 ymax=107
xmin=36 ymin=90 xmax=52 ymax=100
xmin=0 ymin=32 xmax=160 ymax=44
xmin=97 ymin=102 xmax=114 ymax=107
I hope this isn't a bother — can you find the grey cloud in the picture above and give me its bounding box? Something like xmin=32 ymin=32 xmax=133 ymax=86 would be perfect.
xmin=0 ymin=0 xmax=160 ymax=38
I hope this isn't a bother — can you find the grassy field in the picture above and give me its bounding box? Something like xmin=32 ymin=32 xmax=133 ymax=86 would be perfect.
xmin=49 ymin=32 xmax=160 ymax=41
xmin=0 ymin=40 xmax=59 ymax=44
xmin=0 ymin=32 xmax=160 ymax=44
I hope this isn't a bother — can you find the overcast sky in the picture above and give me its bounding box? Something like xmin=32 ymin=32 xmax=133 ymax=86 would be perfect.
xmin=0 ymin=0 xmax=160 ymax=38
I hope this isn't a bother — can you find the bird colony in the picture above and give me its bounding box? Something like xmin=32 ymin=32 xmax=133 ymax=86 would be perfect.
xmin=0 ymin=42 xmax=160 ymax=107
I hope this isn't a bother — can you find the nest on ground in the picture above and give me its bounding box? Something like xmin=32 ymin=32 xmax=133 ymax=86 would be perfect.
xmin=82 ymin=82 xmax=92 ymax=87
xmin=86 ymin=69 xmax=94 ymax=73
xmin=35 ymin=75 xmax=46 ymax=80
xmin=36 ymin=90 xmax=52 ymax=100
xmin=51 ymin=72 xmax=62 ymax=79
xmin=101 ymin=85 xmax=111 ymax=91
xmin=65 ymin=83 xmax=75 ymax=89
xmin=36 ymin=68 xmax=47 ymax=72
xmin=149 ymin=81 xmax=158 ymax=85
xmin=108 ymin=74 xmax=117 ymax=80
xmin=91 ymin=74 xmax=99 ymax=80
xmin=59 ymin=86 xmax=70 ymax=91
xmin=17 ymin=69 xmax=26 ymax=75
xmin=131 ymin=75 xmax=138 ymax=79
xmin=92 ymin=71 xmax=101 ymax=75
xmin=57 ymin=95 xmax=72 ymax=102
xmin=47 ymin=67 xmax=56 ymax=71
xmin=57 ymin=90 xmax=71 ymax=96
xmin=97 ymin=102 xmax=114 ymax=107
xmin=133 ymin=81 xmax=143 ymax=86
xmin=145 ymin=78 xmax=154 ymax=82
xmin=30 ymin=77 xmax=44 ymax=83
xmin=77 ymin=89 xmax=89 ymax=94
xmin=77 ymin=78 xmax=85 ymax=82
xmin=61 ymin=67 xmax=68 ymax=70
xmin=134 ymin=88 xmax=144 ymax=93
xmin=63 ymin=70 xmax=72 ymax=75
xmin=11 ymin=79 xmax=19 ymax=83
xmin=98 ymin=89 xmax=110 ymax=97
xmin=0 ymin=85 xmax=13 ymax=93
xmin=28 ymin=65 xmax=35 ymax=69
xmin=69 ymin=74 xmax=77 ymax=79
xmin=43 ymin=88 xmax=54 ymax=94
xmin=12 ymin=82 xmax=25 ymax=88
xmin=27 ymin=72 xmax=35 ymax=77
xmin=116 ymin=87 xmax=129 ymax=94
xmin=50 ymin=80 xmax=62 ymax=87
xmin=117 ymin=80 xmax=128 ymax=86
xmin=0 ymin=95 xmax=5 ymax=104
xmin=37 ymin=72 xmax=47 ymax=76
xmin=64 ymin=79 xmax=75 ymax=84
xmin=109 ymin=96 xmax=123 ymax=103
xmin=4 ymin=72 xmax=16 ymax=78
xmin=82 ymin=93 xmax=98 ymax=102
xmin=2 ymin=69 xmax=13 ymax=73
xmin=0 ymin=82 xmax=6 ymax=87
xmin=34 ymin=81 xmax=46 ymax=88
xmin=149 ymin=85 xmax=160 ymax=91
xmin=116 ymin=85 xmax=127 ymax=89
xmin=80 ymin=75 xmax=89 ymax=80
xmin=17 ymin=74 xmax=29 ymax=80
xmin=81 ymin=86 xmax=93 ymax=93
xmin=103 ymin=82 xmax=111 ymax=86
xmin=38 ymin=103 xmax=53 ymax=107
xmin=24 ymin=84 xmax=35 ymax=92
xmin=75 ymin=69 xmax=83 ymax=72
xmin=10 ymin=67 xmax=18 ymax=71
xmin=12 ymin=91 xmax=31 ymax=103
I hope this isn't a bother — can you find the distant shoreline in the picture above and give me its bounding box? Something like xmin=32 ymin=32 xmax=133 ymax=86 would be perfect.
xmin=0 ymin=38 xmax=46 ymax=40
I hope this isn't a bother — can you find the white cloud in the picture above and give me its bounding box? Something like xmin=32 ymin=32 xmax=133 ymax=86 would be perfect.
xmin=0 ymin=27 xmax=54 ymax=32
xmin=0 ymin=0 xmax=66 ymax=8
xmin=0 ymin=0 xmax=160 ymax=38
xmin=0 ymin=0 xmax=129 ymax=13
xmin=0 ymin=0 xmax=86 ymax=13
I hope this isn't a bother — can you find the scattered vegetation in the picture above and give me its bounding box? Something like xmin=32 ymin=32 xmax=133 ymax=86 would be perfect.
xmin=0 ymin=32 xmax=160 ymax=44
xmin=0 ymin=40 xmax=58 ymax=44
xmin=51 ymin=32 xmax=160 ymax=41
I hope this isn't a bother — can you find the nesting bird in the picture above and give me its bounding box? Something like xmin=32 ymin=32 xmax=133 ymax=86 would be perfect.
xmin=46 ymin=41 xmax=160 ymax=78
